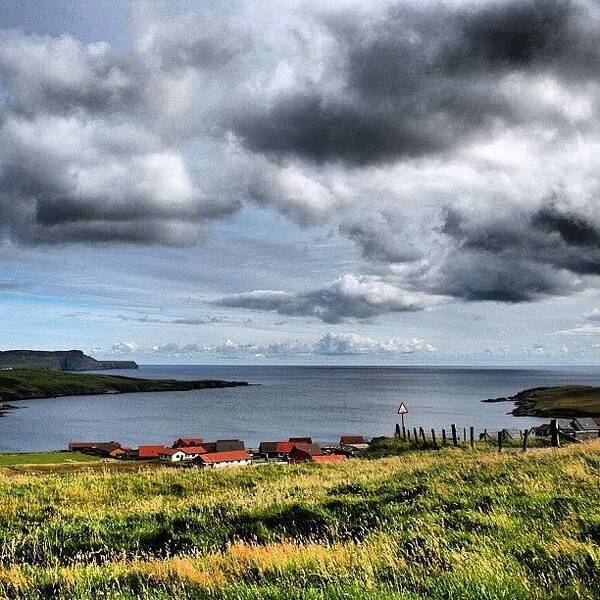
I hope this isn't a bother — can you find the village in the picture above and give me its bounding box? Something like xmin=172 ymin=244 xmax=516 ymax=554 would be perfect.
xmin=66 ymin=416 xmax=600 ymax=469
xmin=67 ymin=434 xmax=371 ymax=468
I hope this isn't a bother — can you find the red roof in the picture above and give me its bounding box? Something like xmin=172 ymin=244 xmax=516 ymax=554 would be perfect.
xmin=160 ymin=448 xmax=186 ymax=456
xmin=182 ymin=446 xmax=207 ymax=454
xmin=340 ymin=435 xmax=366 ymax=445
xmin=259 ymin=441 xmax=296 ymax=453
xmin=138 ymin=445 xmax=167 ymax=458
xmin=312 ymin=454 xmax=346 ymax=463
xmin=173 ymin=437 xmax=204 ymax=448
xmin=196 ymin=451 xmax=252 ymax=464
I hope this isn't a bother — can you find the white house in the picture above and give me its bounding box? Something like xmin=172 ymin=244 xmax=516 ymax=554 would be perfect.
xmin=194 ymin=450 xmax=252 ymax=469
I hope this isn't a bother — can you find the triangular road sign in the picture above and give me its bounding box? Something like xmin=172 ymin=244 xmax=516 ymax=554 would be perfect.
xmin=397 ymin=403 xmax=408 ymax=415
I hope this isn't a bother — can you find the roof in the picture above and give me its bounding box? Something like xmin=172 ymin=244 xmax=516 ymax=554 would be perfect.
xmin=291 ymin=443 xmax=322 ymax=456
xmin=259 ymin=441 xmax=296 ymax=454
xmin=312 ymin=454 xmax=346 ymax=463
xmin=215 ymin=439 xmax=245 ymax=451
xmin=340 ymin=435 xmax=366 ymax=445
xmin=182 ymin=446 xmax=207 ymax=454
xmin=173 ymin=437 xmax=204 ymax=447
xmin=289 ymin=437 xmax=312 ymax=443
xmin=138 ymin=445 xmax=167 ymax=458
xmin=195 ymin=451 xmax=252 ymax=464
xmin=160 ymin=447 xmax=187 ymax=456
xmin=571 ymin=418 xmax=599 ymax=431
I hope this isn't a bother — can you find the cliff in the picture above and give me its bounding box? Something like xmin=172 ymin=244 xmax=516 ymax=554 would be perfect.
xmin=0 ymin=350 xmax=138 ymax=372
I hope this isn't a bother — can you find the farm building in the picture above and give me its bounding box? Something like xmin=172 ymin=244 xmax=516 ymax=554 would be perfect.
xmin=194 ymin=450 xmax=252 ymax=469
xmin=215 ymin=439 xmax=245 ymax=452
xmin=289 ymin=437 xmax=312 ymax=444
xmin=259 ymin=441 xmax=295 ymax=460
xmin=289 ymin=443 xmax=324 ymax=463
xmin=137 ymin=445 xmax=167 ymax=459
xmin=159 ymin=446 xmax=207 ymax=462
xmin=339 ymin=435 xmax=369 ymax=450
xmin=172 ymin=438 xmax=204 ymax=448
xmin=311 ymin=454 xmax=346 ymax=464
xmin=68 ymin=441 xmax=124 ymax=457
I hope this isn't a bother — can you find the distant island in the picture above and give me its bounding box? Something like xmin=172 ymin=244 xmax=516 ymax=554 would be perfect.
xmin=0 ymin=349 xmax=137 ymax=371
xmin=483 ymin=385 xmax=600 ymax=417
xmin=0 ymin=369 xmax=248 ymax=404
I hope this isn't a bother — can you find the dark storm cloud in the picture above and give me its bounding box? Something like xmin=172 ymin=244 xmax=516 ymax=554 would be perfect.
xmin=432 ymin=199 xmax=600 ymax=302
xmin=230 ymin=0 xmax=598 ymax=166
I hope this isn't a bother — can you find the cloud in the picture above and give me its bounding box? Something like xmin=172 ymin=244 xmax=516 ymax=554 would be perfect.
xmin=119 ymin=332 xmax=437 ymax=359
xmin=558 ymin=324 xmax=600 ymax=336
xmin=214 ymin=274 xmax=436 ymax=323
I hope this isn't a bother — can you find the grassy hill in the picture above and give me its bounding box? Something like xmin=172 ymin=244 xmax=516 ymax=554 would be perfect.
xmin=0 ymin=349 xmax=137 ymax=371
xmin=0 ymin=442 xmax=598 ymax=599
xmin=510 ymin=385 xmax=600 ymax=417
xmin=0 ymin=369 xmax=248 ymax=402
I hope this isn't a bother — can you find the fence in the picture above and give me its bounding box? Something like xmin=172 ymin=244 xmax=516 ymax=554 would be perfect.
xmin=394 ymin=418 xmax=570 ymax=452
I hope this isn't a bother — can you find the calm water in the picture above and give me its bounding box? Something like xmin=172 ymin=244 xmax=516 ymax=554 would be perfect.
xmin=1 ymin=365 xmax=600 ymax=452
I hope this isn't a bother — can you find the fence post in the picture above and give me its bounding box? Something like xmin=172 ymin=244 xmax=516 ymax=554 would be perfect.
xmin=522 ymin=429 xmax=530 ymax=452
xmin=550 ymin=419 xmax=560 ymax=447
xmin=463 ymin=427 xmax=467 ymax=444
xmin=395 ymin=423 xmax=401 ymax=439
xmin=451 ymin=424 xmax=458 ymax=447
xmin=420 ymin=427 xmax=427 ymax=445
xmin=442 ymin=429 xmax=447 ymax=444
xmin=497 ymin=431 xmax=503 ymax=452
xmin=431 ymin=428 xmax=438 ymax=449
xmin=413 ymin=427 xmax=419 ymax=446
xmin=469 ymin=426 xmax=475 ymax=449
xmin=407 ymin=429 xmax=411 ymax=442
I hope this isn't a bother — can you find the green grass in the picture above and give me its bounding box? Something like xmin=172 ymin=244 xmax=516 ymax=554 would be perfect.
xmin=0 ymin=369 xmax=247 ymax=402
xmin=0 ymin=441 xmax=599 ymax=599
xmin=511 ymin=385 xmax=600 ymax=417
xmin=0 ymin=451 xmax=99 ymax=466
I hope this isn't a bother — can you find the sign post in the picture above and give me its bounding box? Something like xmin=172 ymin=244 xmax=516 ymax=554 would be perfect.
xmin=397 ymin=403 xmax=408 ymax=440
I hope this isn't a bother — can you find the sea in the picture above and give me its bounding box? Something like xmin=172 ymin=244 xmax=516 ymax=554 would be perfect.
xmin=1 ymin=365 xmax=600 ymax=452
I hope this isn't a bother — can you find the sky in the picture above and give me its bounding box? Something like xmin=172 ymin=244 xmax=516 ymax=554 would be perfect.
xmin=2 ymin=0 xmax=600 ymax=365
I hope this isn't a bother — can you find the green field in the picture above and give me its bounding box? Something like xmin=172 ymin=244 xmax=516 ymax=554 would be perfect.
xmin=0 ymin=451 xmax=98 ymax=467
xmin=0 ymin=441 xmax=599 ymax=599
xmin=511 ymin=385 xmax=600 ymax=417
xmin=0 ymin=369 xmax=247 ymax=402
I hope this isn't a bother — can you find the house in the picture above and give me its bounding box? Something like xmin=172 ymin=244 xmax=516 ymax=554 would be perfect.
xmin=160 ymin=446 xmax=207 ymax=462
xmin=137 ymin=445 xmax=167 ymax=460
xmin=194 ymin=450 xmax=252 ymax=469
xmin=289 ymin=443 xmax=323 ymax=463
xmin=289 ymin=437 xmax=312 ymax=444
xmin=259 ymin=441 xmax=296 ymax=460
xmin=570 ymin=418 xmax=599 ymax=432
xmin=172 ymin=437 xmax=204 ymax=448
xmin=215 ymin=439 xmax=245 ymax=452
xmin=339 ymin=435 xmax=369 ymax=450
xmin=68 ymin=441 xmax=123 ymax=457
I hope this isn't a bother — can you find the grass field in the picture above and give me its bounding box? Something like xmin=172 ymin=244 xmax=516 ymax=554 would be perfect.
xmin=511 ymin=385 xmax=600 ymax=417
xmin=0 ymin=451 xmax=98 ymax=467
xmin=0 ymin=441 xmax=599 ymax=599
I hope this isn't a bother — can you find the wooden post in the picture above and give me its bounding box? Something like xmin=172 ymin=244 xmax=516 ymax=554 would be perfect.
xmin=497 ymin=431 xmax=503 ymax=452
xmin=407 ymin=429 xmax=411 ymax=442
xmin=419 ymin=427 xmax=426 ymax=445
xmin=395 ymin=423 xmax=401 ymax=439
xmin=483 ymin=428 xmax=488 ymax=441
xmin=401 ymin=413 xmax=406 ymax=440
xmin=522 ymin=429 xmax=530 ymax=452
xmin=413 ymin=427 xmax=419 ymax=446
xmin=550 ymin=419 xmax=559 ymax=447
xmin=431 ymin=428 xmax=438 ymax=449
xmin=463 ymin=427 xmax=467 ymax=444
xmin=442 ymin=429 xmax=447 ymax=444
xmin=469 ymin=426 xmax=474 ymax=449
xmin=451 ymin=424 xmax=458 ymax=447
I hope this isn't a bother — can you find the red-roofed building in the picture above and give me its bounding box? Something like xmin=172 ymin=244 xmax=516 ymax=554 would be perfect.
xmin=173 ymin=437 xmax=204 ymax=448
xmin=259 ymin=441 xmax=296 ymax=460
xmin=194 ymin=450 xmax=252 ymax=469
xmin=289 ymin=437 xmax=312 ymax=444
xmin=159 ymin=447 xmax=206 ymax=462
xmin=289 ymin=443 xmax=323 ymax=463
xmin=137 ymin=446 xmax=167 ymax=460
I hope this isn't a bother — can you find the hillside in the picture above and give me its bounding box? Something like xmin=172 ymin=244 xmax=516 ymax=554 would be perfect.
xmin=0 ymin=369 xmax=248 ymax=402
xmin=0 ymin=349 xmax=137 ymax=371
xmin=0 ymin=442 xmax=598 ymax=599
xmin=508 ymin=385 xmax=600 ymax=417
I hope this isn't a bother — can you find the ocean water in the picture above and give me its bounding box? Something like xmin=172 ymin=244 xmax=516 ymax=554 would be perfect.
xmin=1 ymin=365 xmax=600 ymax=452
